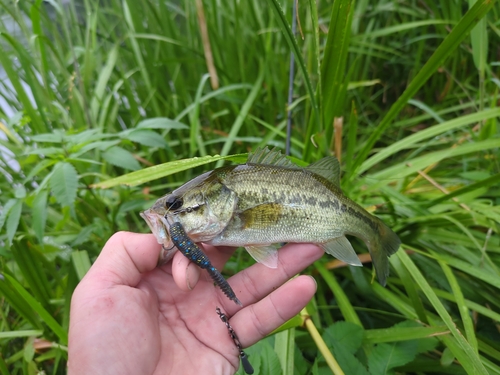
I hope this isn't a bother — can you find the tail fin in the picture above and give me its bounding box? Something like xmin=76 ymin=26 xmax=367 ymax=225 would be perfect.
xmin=369 ymin=220 xmax=401 ymax=286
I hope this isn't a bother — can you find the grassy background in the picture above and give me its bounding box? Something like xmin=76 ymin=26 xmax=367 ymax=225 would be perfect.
xmin=0 ymin=0 xmax=499 ymax=374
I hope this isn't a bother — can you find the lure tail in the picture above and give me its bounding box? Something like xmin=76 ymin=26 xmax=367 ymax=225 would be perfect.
xmin=169 ymin=222 xmax=242 ymax=306
xmin=207 ymin=266 xmax=242 ymax=305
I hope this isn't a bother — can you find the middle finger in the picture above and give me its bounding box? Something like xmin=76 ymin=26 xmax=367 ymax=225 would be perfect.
xmin=223 ymin=243 xmax=324 ymax=314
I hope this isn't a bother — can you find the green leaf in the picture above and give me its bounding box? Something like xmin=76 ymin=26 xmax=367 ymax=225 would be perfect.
xmin=14 ymin=185 xmax=26 ymax=198
xmin=333 ymin=345 xmax=370 ymax=375
xmin=6 ymin=199 xmax=23 ymax=246
xmin=25 ymin=147 xmax=64 ymax=156
xmin=323 ymin=322 xmax=369 ymax=375
xmin=368 ymin=341 xmax=418 ymax=375
xmin=32 ymin=190 xmax=48 ymax=244
xmin=259 ymin=338 xmax=283 ymax=375
xmin=74 ymin=140 xmax=121 ymax=156
xmin=31 ymin=133 xmax=64 ymax=143
xmin=239 ymin=344 xmax=262 ymax=375
xmin=323 ymin=321 xmax=364 ymax=354
xmin=49 ymin=162 xmax=79 ymax=207
xmin=120 ymin=129 xmax=167 ymax=148
xmin=102 ymin=146 xmax=141 ymax=171
xmin=93 ymin=153 xmax=247 ymax=188
xmin=137 ymin=117 xmax=189 ymax=130
xmin=0 ymin=198 xmax=17 ymax=231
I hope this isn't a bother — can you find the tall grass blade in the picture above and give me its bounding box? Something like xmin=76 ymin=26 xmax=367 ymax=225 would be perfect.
xmin=4 ymin=275 xmax=68 ymax=345
xmin=359 ymin=108 xmax=500 ymax=175
xmin=0 ymin=275 xmax=42 ymax=329
xmin=71 ymin=251 xmax=91 ymax=281
xmin=397 ymin=251 xmax=488 ymax=374
xmin=439 ymin=261 xmax=478 ymax=354
xmin=369 ymin=138 xmax=500 ymax=184
xmin=274 ymin=329 xmax=294 ymax=375
xmin=318 ymin=0 xmax=355 ymax=146
xmin=265 ymin=0 xmax=320 ymax=136
xmin=315 ymin=262 xmax=362 ymax=327
xmin=216 ymin=70 xmax=264 ymax=167
xmin=93 ymin=153 xmax=247 ymax=188
xmin=350 ymin=0 xmax=495 ymax=177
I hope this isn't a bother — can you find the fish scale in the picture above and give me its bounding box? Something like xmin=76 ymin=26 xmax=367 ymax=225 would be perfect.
xmin=211 ymin=165 xmax=354 ymax=245
xmin=141 ymin=147 xmax=401 ymax=305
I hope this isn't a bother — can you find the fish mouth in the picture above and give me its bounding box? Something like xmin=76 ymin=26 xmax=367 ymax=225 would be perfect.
xmin=140 ymin=209 xmax=177 ymax=266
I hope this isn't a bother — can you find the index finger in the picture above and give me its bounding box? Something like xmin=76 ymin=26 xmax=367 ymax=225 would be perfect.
xmin=85 ymin=231 xmax=162 ymax=287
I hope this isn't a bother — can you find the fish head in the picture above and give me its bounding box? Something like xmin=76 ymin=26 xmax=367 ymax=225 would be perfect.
xmin=141 ymin=170 xmax=238 ymax=264
xmin=140 ymin=207 xmax=176 ymax=265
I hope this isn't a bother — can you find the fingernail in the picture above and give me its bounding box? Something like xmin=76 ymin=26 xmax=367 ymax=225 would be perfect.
xmin=186 ymin=263 xmax=200 ymax=290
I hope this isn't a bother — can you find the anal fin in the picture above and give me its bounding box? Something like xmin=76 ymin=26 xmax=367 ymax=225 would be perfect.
xmin=245 ymin=245 xmax=279 ymax=268
xmin=320 ymin=236 xmax=362 ymax=267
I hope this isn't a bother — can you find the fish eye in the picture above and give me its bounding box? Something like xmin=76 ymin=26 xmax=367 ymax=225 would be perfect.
xmin=165 ymin=196 xmax=183 ymax=211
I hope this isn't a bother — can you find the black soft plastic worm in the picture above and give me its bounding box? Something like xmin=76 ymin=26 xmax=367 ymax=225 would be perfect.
xmin=169 ymin=222 xmax=242 ymax=306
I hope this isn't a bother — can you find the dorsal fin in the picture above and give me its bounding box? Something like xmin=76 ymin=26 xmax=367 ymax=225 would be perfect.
xmin=306 ymin=156 xmax=341 ymax=187
xmin=247 ymin=147 xmax=298 ymax=169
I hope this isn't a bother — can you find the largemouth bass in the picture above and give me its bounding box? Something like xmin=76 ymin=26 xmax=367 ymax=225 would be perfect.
xmin=141 ymin=147 xmax=400 ymax=294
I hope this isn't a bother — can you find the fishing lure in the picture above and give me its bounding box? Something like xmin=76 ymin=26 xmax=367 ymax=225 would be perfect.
xmin=216 ymin=307 xmax=254 ymax=375
xmin=169 ymin=221 xmax=242 ymax=305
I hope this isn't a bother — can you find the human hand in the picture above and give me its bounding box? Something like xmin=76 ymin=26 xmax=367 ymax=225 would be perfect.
xmin=68 ymin=232 xmax=323 ymax=374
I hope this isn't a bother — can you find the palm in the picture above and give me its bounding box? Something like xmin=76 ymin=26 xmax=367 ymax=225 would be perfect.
xmin=143 ymin=266 xmax=243 ymax=374
xmin=68 ymin=233 xmax=323 ymax=375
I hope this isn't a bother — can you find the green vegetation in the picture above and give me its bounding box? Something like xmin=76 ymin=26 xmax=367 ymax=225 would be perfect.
xmin=0 ymin=0 xmax=499 ymax=373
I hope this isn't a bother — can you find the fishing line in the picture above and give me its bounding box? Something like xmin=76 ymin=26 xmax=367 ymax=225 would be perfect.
xmin=285 ymin=0 xmax=298 ymax=157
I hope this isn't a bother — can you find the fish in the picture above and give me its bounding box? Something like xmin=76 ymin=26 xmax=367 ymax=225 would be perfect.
xmin=141 ymin=147 xmax=401 ymax=297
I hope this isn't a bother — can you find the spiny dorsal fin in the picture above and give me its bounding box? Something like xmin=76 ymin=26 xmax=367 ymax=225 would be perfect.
xmin=247 ymin=147 xmax=298 ymax=169
xmin=306 ymin=156 xmax=341 ymax=187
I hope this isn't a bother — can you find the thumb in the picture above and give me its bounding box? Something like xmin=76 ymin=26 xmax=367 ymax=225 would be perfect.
xmin=171 ymin=250 xmax=201 ymax=291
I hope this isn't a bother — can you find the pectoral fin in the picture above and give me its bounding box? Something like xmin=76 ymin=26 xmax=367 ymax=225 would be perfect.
xmin=245 ymin=245 xmax=279 ymax=268
xmin=320 ymin=236 xmax=362 ymax=266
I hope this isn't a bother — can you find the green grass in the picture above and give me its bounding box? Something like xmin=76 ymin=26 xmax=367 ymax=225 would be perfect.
xmin=1 ymin=0 xmax=499 ymax=374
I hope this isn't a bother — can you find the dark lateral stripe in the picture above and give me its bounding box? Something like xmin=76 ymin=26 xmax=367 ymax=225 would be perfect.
xmin=346 ymin=206 xmax=378 ymax=231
